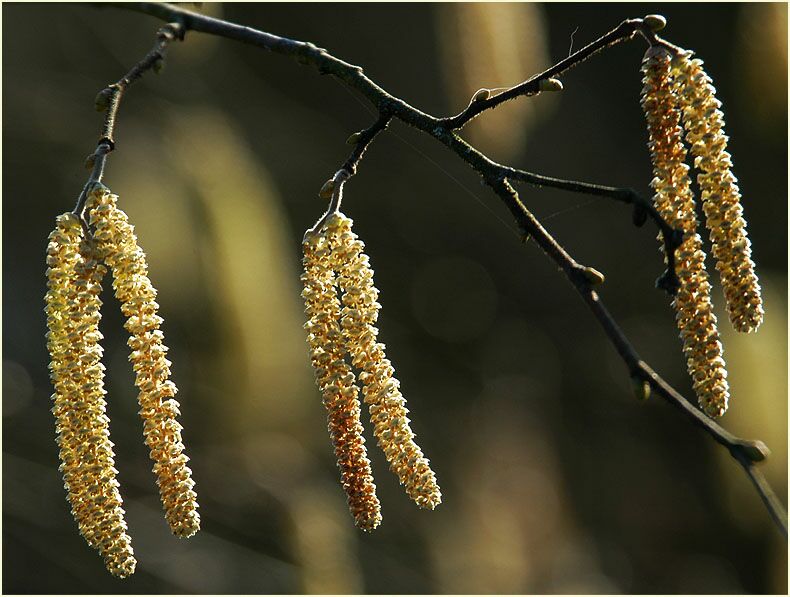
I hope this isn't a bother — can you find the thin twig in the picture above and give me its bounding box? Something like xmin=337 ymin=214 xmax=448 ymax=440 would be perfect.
xmin=341 ymin=114 xmax=392 ymax=175
xmin=97 ymin=2 xmax=787 ymax=536
xmin=72 ymin=141 xmax=112 ymax=220
xmin=506 ymin=168 xmax=683 ymax=294
xmin=72 ymin=18 xmax=183 ymax=219
xmin=440 ymin=18 xmax=649 ymax=129
xmin=97 ymin=21 xmax=184 ymax=148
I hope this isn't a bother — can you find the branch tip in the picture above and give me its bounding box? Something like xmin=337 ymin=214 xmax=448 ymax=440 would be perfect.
xmin=735 ymin=440 xmax=770 ymax=463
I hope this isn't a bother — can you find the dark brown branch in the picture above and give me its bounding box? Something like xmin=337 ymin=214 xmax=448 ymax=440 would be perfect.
xmin=506 ymin=168 xmax=683 ymax=294
xmin=440 ymin=17 xmax=652 ymax=129
xmin=97 ymin=21 xmax=184 ymax=148
xmin=341 ymin=114 xmax=392 ymax=176
xmin=72 ymin=141 xmax=112 ymax=222
xmin=98 ymin=2 xmax=786 ymax=536
xmin=72 ymin=19 xmax=183 ymax=218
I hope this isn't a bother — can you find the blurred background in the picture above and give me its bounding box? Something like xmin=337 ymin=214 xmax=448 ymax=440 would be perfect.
xmin=3 ymin=3 xmax=787 ymax=593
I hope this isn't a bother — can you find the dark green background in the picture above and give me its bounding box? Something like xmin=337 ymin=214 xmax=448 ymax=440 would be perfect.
xmin=3 ymin=3 xmax=787 ymax=593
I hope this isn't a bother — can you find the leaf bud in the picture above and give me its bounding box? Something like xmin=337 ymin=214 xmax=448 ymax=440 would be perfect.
xmin=631 ymin=376 xmax=651 ymax=401
xmin=581 ymin=266 xmax=605 ymax=285
xmin=319 ymin=179 xmax=335 ymax=200
xmin=471 ymin=88 xmax=491 ymax=103
xmin=346 ymin=132 xmax=363 ymax=145
xmin=643 ymin=14 xmax=667 ymax=32
xmin=539 ymin=78 xmax=563 ymax=92
xmin=94 ymin=87 xmax=114 ymax=112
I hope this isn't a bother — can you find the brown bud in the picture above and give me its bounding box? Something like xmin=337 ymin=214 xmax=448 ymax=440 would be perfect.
xmin=643 ymin=14 xmax=667 ymax=31
xmin=94 ymin=87 xmax=114 ymax=112
xmin=471 ymin=88 xmax=491 ymax=103
xmin=539 ymin=78 xmax=564 ymax=92
xmin=319 ymin=179 xmax=335 ymax=200
xmin=346 ymin=132 xmax=363 ymax=145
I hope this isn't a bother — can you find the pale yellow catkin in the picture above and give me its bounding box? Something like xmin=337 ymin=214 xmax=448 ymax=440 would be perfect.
xmin=46 ymin=212 xmax=136 ymax=578
xmin=86 ymin=186 xmax=200 ymax=538
xmin=671 ymin=51 xmax=764 ymax=333
xmin=640 ymin=46 xmax=730 ymax=418
xmin=302 ymin=230 xmax=382 ymax=531
xmin=325 ymin=213 xmax=442 ymax=509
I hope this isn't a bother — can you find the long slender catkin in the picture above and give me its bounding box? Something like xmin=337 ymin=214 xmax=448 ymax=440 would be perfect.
xmin=87 ymin=186 xmax=200 ymax=538
xmin=325 ymin=213 xmax=442 ymax=509
xmin=46 ymin=212 xmax=136 ymax=577
xmin=302 ymin=229 xmax=382 ymax=531
xmin=640 ymin=46 xmax=730 ymax=418
xmin=671 ymin=50 xmax=764 ymax=333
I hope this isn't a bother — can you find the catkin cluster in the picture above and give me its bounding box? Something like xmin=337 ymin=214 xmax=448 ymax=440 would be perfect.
xmin=302 ymin=211 xmax=441 ymax=528
xmin=46 ymin=213 xmax=136 ymax=578
xmin=302 ymin=230 xmax=382 ymax=531
xmin=45 ymin=185 xmax=199 ymax=577
xmin=640 ymin=46 xmax=730 ymax=417
xmin=670 ymin=51 xmax=764 ymax=333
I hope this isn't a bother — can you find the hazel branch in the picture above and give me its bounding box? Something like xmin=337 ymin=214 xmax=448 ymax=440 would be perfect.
xmin=95 ymin=21 xmax=184 ymax=149
xmin=342 ymin=114 xmax=392 ymax=175
xmin=73 ymin=19 xmax=183 ymax=219
xmin=506 ymin=168 xmax=683 ymax=294
xmin=440 ymin=17 xmax=656 ymax=129
xmin=100 ymin=2 xmax=786 ymax=536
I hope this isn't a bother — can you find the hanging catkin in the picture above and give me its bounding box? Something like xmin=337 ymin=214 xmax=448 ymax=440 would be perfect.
xmin=302 ymin=228 xmax=382 ymax=531
xmin=671 ymin=50 xmax=764 ymax=333
xmin=640 ymin=46 xmax=730 ymax=418
xmin=45 ymin=212 xmax=136 ymax=577
xmin=325 ymin=213 xmax=442 ymax=510
xmin=87 ymin=185 xmax=200 ymax=538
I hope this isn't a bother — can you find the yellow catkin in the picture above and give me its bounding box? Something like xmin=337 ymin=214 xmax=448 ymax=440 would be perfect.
xmin=325 ymin=213 xmax=442 ymax=509
xmin=671 ymin=51 xmax=764 ymax=333
xmin=45 ymin=212 xmax=136 ymax=578
xmin=640 ymin=46 xmax=730 ymax=417
xmin=86 ymin=186 xmax=200 ymax=538
xmin=302 ymin=229 xmax=382 ymax=531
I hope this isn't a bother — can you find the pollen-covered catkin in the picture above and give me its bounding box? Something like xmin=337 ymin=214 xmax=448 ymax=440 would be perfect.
xmin=641 ymin=46 xmax=730 ymax=418
xmin=302 ymin=230 xmax=382 ymax=531
xmin=325 ymin=213 xmax=442 ymax=509
xmin=45 ymin=213 xmax=136 ymax=578
xmin=671 ymin=51 xmax=764 ymax=333
xmin=86 ymin=186 xmax=200 ymax=538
